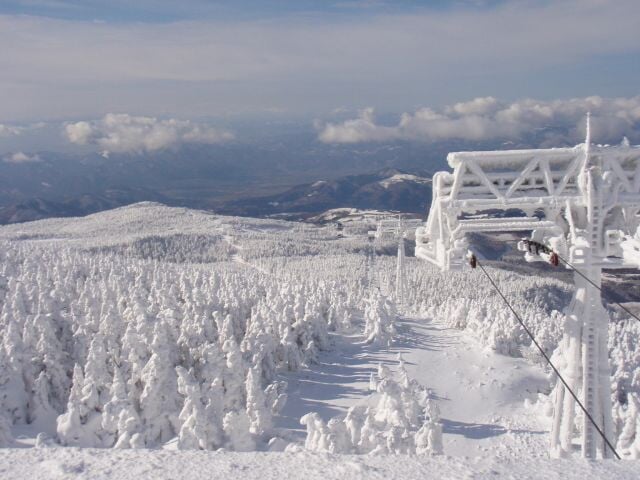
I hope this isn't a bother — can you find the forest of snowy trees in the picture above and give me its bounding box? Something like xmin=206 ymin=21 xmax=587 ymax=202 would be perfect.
xmin=0 ymin=203 xmax=638 ymax=457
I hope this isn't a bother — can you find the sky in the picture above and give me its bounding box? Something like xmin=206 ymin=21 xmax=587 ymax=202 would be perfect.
xmin=1 ymin=0 xmax=639 ymax=154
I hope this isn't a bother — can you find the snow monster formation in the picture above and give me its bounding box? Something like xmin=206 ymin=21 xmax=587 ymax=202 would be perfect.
xmin=299 ymin=356 xmax=443 ymax=455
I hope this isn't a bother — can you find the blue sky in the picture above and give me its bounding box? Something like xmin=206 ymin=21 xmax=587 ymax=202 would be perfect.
xmin=0 ymin=0 xmax=639 ymax=152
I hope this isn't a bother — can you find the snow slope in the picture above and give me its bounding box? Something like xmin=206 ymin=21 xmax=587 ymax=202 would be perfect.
xmin=277 ymin=315 xmax=549 ymax=458
xmin=0 ymin=448 xmax=638 ymax=480
xmin=0 ymin=202 xmax=639 ymax=477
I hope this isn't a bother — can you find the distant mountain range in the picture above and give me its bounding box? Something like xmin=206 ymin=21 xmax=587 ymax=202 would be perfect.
xmin=0 ymin=138 xmax=443 ymax=224
xmin=0 ymin=134 xmax=545 ymax=224
xmin=214 ymin=168 xmax=432 ymax=220
xmin=0 ymin=167 xmax=432 ymax=224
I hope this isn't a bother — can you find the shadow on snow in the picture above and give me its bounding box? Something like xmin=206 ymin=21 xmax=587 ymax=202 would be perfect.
xmin=274 ymin=315 xmax=457 ymax=440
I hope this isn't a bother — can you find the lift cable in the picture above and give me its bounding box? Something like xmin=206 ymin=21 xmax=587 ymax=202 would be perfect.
xmin=519 ymin=240 xmax=640 ymax=324
xmin=556 ymin=254 xmax=640 ymax=324
xmin=475 ymin=258 xmax=621 ymax=459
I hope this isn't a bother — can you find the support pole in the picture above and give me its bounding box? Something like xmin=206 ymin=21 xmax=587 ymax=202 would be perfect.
xmin=580 ymin=265 xmax=600 ymax=459
xmin=550 ymin=253 xmax=615 ymax=459
xmin=395 ymin=237 xmax=406 ymax=305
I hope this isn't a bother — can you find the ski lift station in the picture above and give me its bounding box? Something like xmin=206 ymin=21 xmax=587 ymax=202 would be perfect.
xmin=415 ymin=116 xmax=640 ymax=459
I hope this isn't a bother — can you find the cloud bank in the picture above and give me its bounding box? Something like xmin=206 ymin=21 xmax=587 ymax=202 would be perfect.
xmin=1 ymin=0 xmax=640 ymax=120
xmin=64 ymin=114 xmax=234 ymax=153
xmin=318 ymin=96 xmax=640 ymax=145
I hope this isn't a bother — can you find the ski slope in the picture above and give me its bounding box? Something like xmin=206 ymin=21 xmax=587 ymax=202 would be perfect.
xmin=277 ymin=315 xmax=549 ymax=458
xmin=0 ymin=202 xmax=638 ymax=477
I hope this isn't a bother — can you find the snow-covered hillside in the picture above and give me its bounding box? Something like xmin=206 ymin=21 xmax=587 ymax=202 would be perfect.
xmin=0 ymin=202 xmax=638 ymax=477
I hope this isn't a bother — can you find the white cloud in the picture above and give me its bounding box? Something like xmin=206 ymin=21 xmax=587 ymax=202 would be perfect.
xmin=64 ymin=113 xmax=234 ymax=153
xmin=3 ymin=151 xmax=41 ymax=163
xmin=65 ymin=121 xmax=93 ymax=144
xmin=317 ymin=96 xmax=640 ymax=144
xmin=318 ymin=108 xmax=398 ymax=143
xmin=0 ymin=124 xmax=24 ymax=137
xmin=445 ymin=97 xmax=500 ymax=117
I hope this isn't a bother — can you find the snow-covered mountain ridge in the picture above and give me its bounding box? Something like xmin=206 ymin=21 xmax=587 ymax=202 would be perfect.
xmin=0 ymin=202 xmax=638 ymax=478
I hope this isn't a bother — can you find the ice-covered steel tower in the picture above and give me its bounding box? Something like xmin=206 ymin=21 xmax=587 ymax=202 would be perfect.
xmin=415 ymin=116 xmax=640 ymax=458
xmin=373 ymin=215 xmax=408 ymax=304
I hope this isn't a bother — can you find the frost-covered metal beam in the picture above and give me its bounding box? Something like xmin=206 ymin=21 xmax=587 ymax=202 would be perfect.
xmin=417 ymin=140 xmax=640 ymax=271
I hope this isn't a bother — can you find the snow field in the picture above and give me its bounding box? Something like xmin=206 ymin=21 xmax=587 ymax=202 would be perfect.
xmin=0 ymin=203 xmax=638 ymax=464
xmin=0 ymin=448 xmax=638 ymax=480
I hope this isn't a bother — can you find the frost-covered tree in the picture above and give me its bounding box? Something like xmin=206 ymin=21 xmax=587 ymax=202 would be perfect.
xmin=222 ymin=337 xmax=245 ymax=413
xmin=102 ymin=365 xmax=143 ymax=449
xmin=300 ymin=358 xmax=442 ymax=455
xmin=175 ymin=366 xmax=207 ymax=450
xmin=120 ymin=321 xmax=148 ymax=407
xmin=57 ymin=364 xmax=88 ymax=446
xmin=33 ymin=306 xmax=70 ymax=413
xmin=29 ymin=372 xmax=57 ymax=433
xmin=196 ymin=344 xmax=225 ymax=449
xmin=245 ymin=364 xmax=271 ymax=436
xmin=0 ymin=412 xmax=12 ymax=447
xmin=223 ymin=411 xmax=255 ymax=451
xmin=77 ymin=335 xmax=112 ymax=446
xmin=139 ymin=322 xmax=180 ymax=446
xmin=0 ymin=341 xmax=28 ymax=425
xmin=364 ymin=292 xmax=396 ymax=347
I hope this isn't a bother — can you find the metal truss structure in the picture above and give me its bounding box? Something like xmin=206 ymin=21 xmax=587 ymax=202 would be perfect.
xmin=415 ymin=117 xmax=640 ymax=458
xmin=369 ymin=215 xmax=412 ymax=304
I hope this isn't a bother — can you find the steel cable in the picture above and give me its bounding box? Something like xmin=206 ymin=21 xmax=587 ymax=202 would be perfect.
xmin=476 ymin=259 xmax=621 ymax=459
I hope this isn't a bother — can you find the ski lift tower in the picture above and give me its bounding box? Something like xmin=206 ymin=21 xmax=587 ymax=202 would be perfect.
xmin=415 ymin=116 xmax=640 ymax=459
xmin=371 ymin=215 xmax=409 ymax=304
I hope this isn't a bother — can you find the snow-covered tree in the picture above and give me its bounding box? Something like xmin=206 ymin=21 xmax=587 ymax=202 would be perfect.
xmin=0 ymin=412 xmax=12 ymax=447
xmin=139 ymin=322 xmax=180 ymax=446
xmin=102 ymin=365 xmax=143 ymax=449
xmin=299 ymin=358 xmax=443 ymax=455
xmin=223 ymin=411 xmax=255 ymax=451
xmin=175 ymin=366 xmax=207 ymax=450
xmin=57 ymin=364 xmax=88 ymax=446
xmin=245 ymin=364 xmax=271 ymax=436
xmin=364 ymin=292 xmax=396 ymax=347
